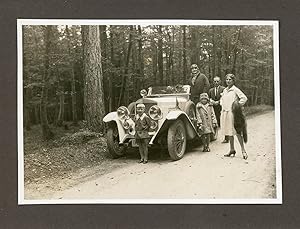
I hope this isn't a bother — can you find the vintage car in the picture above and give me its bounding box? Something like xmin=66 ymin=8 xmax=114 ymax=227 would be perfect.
xmin=103 ymin=85 xmax=211 ymax=161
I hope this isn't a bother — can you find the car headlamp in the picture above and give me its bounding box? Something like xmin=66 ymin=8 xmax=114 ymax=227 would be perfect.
xmin=149 ymin=105 xmax=162 ymax=120
xmin=117 ymin=106 xmax=130 ymax=120
xmin=140 ymin=89 xmax=147 ymax=98
xmin=150 ymin=120 xmax=158 ymax=130
xmin=122 ymin=120 xmax=130 ymax=129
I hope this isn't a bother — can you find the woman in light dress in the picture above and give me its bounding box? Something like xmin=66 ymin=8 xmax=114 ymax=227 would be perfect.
xmin=220 ymin=74 xmax=248 ymax=160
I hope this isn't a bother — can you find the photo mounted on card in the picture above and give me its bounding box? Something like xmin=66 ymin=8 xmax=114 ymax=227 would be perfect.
xmin=17 ymin=19 xmax=281 ymax=204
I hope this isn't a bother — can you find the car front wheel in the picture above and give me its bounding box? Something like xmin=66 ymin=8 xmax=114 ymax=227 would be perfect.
xmin=167 ymin=119 xmax=187 ymax=160
xmin=106 ymin=125 xmax=126 ymax=158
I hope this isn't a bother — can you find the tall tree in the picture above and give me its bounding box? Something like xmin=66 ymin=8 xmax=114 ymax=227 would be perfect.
xmin=182 ymin=25 xmax=188 ymax=83
xmin=118 ymin=26 xmax=134 ymax=107
xmin=65 ymin=25 xmax=78 ymax=125
xmin=137 ymin=25 xmax=144 ymax=88
xmin=109 ymin=28 xmax=115 ymax=111
xmin=82 ymin=25 xmax=105 ymax=132
xmin=190 ymin=27 xmax=199 ymax=65
xmin=151 ymin=35 xmax=158 ymax=85
xmin=56 ymin=79 xmax=65 ymax=126
xmin=99 ymin=25 xmax=109 ymax=112
xmin=212 ymin=26 xmax=217 ymax=78
xmin=157 ymin=26 xmax=164 ymax=85
xmin=40 ymin=25 xmax=54 ymax=139
xmin=231 ymin=27 xmax=242 ymax=74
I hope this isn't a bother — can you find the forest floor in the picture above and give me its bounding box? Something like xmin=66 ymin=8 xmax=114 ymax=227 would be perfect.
xmin=23 ymin=105 xmax=275 ymax=200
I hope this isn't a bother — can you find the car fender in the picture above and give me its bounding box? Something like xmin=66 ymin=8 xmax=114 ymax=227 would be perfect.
xmin=103 ymin=112 xmax=118 ymax=123
xmin=149 ymin=110 xmax=199 ymax=144
xmin=103 ymin=112 xmax=126 ymax=143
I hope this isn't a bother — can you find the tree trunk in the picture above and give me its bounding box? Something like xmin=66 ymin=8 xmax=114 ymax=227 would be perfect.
xmin=109 ymin=29 xmax=115 ymax=111
xmin=151 ymin=37 xmax=158 ymax=85
xmin=24 ymin=88 xmax=31 ymax=131
xmin=157 ymin=26 xmax=164 ymax=85
xmin=40 ymin=25 xmax=54 ymax=140
xmin=171 ymin=27 xmax=175 ymax=84
xmin=231 ymin=27 xmax=242 ymax=74
xmin=190 ymin=27 xmax=199 ymax=65
xmin=137 ymin=25 xmax=144 ymax=88
xmin=82 ymin=25 xmax=106 ymax=132
xmin=166 ymin=28 xmax=174 ymax=85
xmin=56 ymin=83 xmax=65 ymax=126
xmin=224 ymin=32 xmax=230 ymax=74
xmin=99 ymin=25 xmax=110 ymax=113
xmin=182 ymin=25 xmax=187 ymax=83
xmin=212 ymin=26 xmax=216 ymax=77
xmin=118 ymin=26 xmax=134 ymax=107
xmin=241 ymin=49 xmax=245 ymax=79
xmin=34 ymin=105 xmax=40 ymax=124
xmin=66 ymin=25 xmax=78 ymax=125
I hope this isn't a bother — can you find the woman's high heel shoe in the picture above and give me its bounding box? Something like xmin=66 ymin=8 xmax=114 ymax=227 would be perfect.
xmin=224 ymin=150 xmax=236 ymax=157
xmin=242 ymin=151 xmax=248 ymax=160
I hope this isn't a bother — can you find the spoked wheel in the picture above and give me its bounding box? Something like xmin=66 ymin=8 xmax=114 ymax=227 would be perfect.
xmin=106 ymin=125 xmax=126 ymax=158
xmin=167 ymin=119 xmax=187 ymax=160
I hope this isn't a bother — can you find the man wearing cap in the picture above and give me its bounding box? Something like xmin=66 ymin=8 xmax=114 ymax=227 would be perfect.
xmin=134 ymin=103 xmax=152 ymax=164
xmin=189 ymin=64 xmax=210 ymax=104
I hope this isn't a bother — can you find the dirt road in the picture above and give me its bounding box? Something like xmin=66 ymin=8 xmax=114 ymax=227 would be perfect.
xmin=26 ymin=111 xmax=277 ymax=200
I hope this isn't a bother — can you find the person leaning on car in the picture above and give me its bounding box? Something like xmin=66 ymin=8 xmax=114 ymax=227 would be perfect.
xmin=189 ymin=64 xmax=210 ymax=104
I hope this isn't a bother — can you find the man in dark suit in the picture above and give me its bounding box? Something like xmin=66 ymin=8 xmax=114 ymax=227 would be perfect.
xmin=189 ymin=64 xmax=210 ymax=104
xmin=208 ymin=76 xmax=228 ymax=143
xmin=209 ymin=76 xmax=224 ymax=126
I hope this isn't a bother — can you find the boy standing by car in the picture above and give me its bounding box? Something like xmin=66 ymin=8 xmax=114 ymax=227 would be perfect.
xmin=134 ymin=103 xmax=152 ymax=164
xmin=196 ymin=93 xmax=218 ymax=152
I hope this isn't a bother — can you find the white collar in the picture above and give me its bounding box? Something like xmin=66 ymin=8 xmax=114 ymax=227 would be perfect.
xmin=226 ymin=85 xmax=236 ymax=92
xmin=136 ymin=113 xmax=146 ymax=120
xmin=197 ymin=103 xmax=209 ymax=111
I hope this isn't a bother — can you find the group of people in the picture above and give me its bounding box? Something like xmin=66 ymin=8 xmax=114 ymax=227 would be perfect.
xmin=190 ymin=64 xmax=248 ymax=160
xmin=133 ymin=63 xmax=248 ymax=164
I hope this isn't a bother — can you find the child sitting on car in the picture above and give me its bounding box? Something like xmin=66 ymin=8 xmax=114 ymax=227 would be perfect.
xmin=134 ymin=103 xmax=152 ymax=164
xmin=196 ymin=93 xmax=218 ymax=152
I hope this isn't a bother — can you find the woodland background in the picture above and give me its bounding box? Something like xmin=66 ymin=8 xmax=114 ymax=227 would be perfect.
xmin=23 ymin=25 xmax=274 ymax=139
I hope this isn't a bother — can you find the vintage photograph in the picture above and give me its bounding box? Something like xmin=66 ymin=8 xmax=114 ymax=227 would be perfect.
xmin=18 ymin=20 xmax=281 ymax=204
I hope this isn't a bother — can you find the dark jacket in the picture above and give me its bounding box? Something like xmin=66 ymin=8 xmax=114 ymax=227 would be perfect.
xmin=189 ymin=72 xmax=210 ymax=99
xmin=208 ymin=85 xmax=225 ymax=103
xmin=134 ymin=113 xmax=152 ymax=139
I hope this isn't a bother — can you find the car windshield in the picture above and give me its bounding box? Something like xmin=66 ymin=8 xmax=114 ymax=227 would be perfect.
xmin=149 ymin=85 xmax=189 ymax=96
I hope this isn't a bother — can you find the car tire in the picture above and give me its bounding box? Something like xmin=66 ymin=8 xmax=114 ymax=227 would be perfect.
xmin=167 ymin=119 xmax=187 ymax=160
xmin=106 ymin=125 xmax=126 ymax=158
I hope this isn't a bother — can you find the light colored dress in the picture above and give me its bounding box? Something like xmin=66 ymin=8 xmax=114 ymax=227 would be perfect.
xmin=220 ymin=85 xmax=247 ymax=136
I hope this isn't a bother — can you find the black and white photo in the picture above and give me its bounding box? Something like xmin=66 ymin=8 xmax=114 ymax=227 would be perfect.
xmin=17 ymin=20 xmax=281 ymax=204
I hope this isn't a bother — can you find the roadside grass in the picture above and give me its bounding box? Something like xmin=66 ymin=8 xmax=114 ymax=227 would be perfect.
xmin=24 ymin=123 xmax=109 ymax=185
